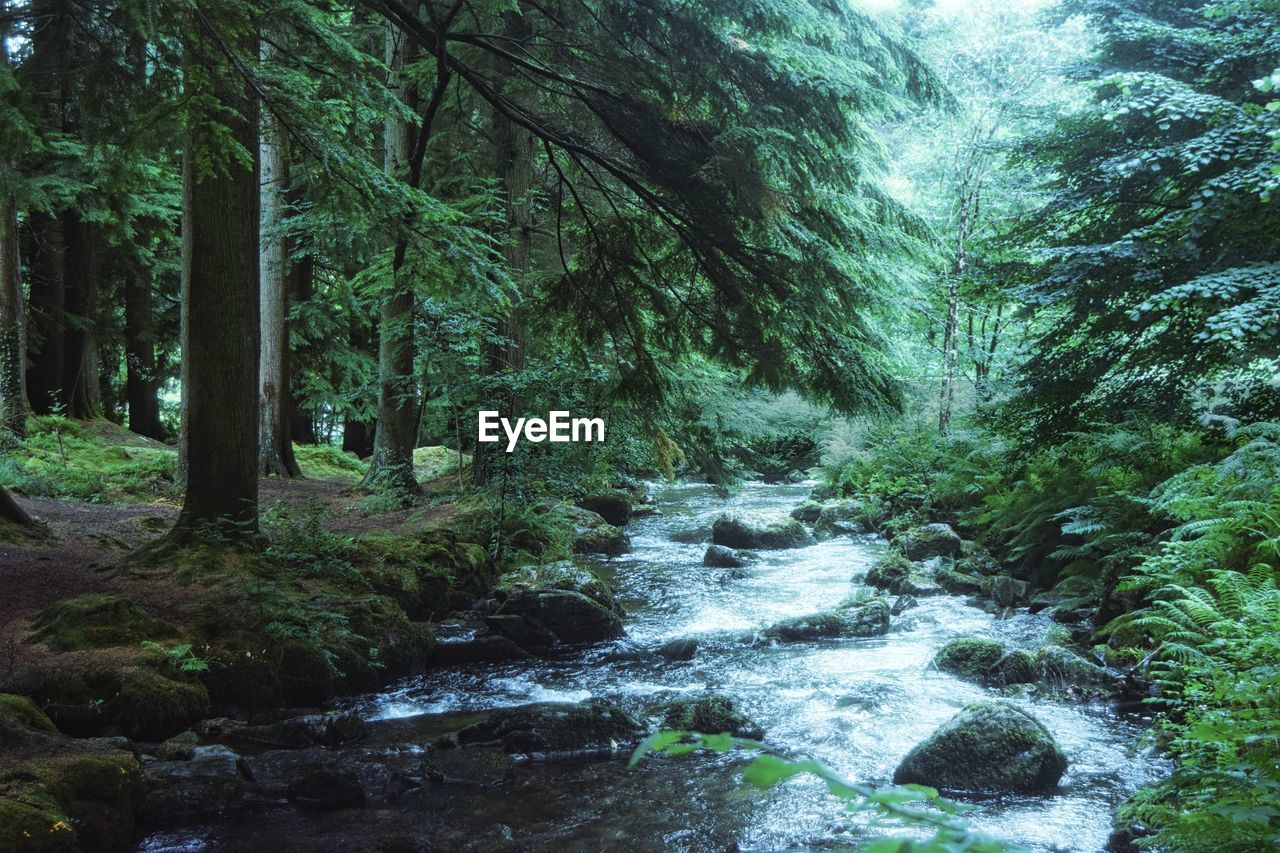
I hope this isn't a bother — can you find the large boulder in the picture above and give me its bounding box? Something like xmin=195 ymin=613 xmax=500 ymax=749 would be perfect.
xmin=287 ymin=766 xmax=366 ymax=811
xmin=142 ymin=745 xmax=249 ymax=819
xmin=575 ymin=491 xmax=633 ymax=526
xmin=561 ymin=506 xmax=631 ymax=555
xmin=936 ymin=566 xmax=984 ymax=595
xmin=660 ymin=696 xmax=764 ymax=740
xmin=762 ymin=598 xmax=890 ymax=642
xmin=893 ymin=701 xmax=1067 ymax=794
xmin=422 ymin=746 xmax=515 ymax=787
xmin=864 ymin=550 xmax=913 ymax=593
xmin=813 ymin=499 xmax=869 ymax=538
xmin=490 ymin=562 xmax=625 ymax=646
xmin=703 ymin=545 xmax=753 ymax=568
xmin=892 ymin=524 xmax=963 ymax=561
xmin=790 ymin=501 xmax=824 ymax=523
xmin=984 ymin=576 xmax=1031 ymax=608
xmin=932 ymin=638 xmax=1034 ymax=687
xmin=712 ymin=513 xmax=812 ymax=550
xmin=1034 ymin=646 xmax=1115 ymax=697
xmin=452 ymin=702 xmax=642 ymax=754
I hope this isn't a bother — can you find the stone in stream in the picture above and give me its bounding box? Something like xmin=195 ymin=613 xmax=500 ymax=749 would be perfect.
xmin=1033 ymin=646 xmax=1115 ymax=697
xmin=711 ymin=513 xmax=813 ymax=550
xmin=984 ymin=575 xmax=1031 ymax=608
xmin=198 ymin=711 xmax=368 ymax=750
xmin=761 ymin=598 xmax=890 ymax=642
xmin=143 ymin=744 xmax=250 ymax=819
xmin=432 ymin=634 xmax=533 ymax=665
xmin=703 ymin=544 xmax=755 ymax=568
xmin=891 ymin=523 xmax=963 ymax=561
xmin=575 ymin=490 xmax=633 ymax=526
xmin=659 ymin=695 xmax=764 ymax=740
xmin=490 ymin=562 xmax=625 ymax=646
xmin=450 ymin=702 xmax=642 ymax=755
xmin=813 ymin=499 xmax=870 ymax=538
xmin=864 ymin=550 xmax=912 ymax=592
xmin=655 ymin=637 xmax=699 ymax=661
xmin=286 ymin=766 xmax=366 ymax=811
xmin=790 ymin=500 xmax=824 ymax=523
xmin=422 ymin=746 xmax=515 ymax=787
xmin=893 ymin=701 xmax=1067 ymax=794
xmin=558 ymin=505 xmax=632 ymax=555
xmin=932 ymin=638 xmax=1036 ymax=687
xmin=936 ymin=565 xmax=984 ymax=595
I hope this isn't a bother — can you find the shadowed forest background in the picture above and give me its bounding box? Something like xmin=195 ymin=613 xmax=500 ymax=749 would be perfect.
xmin=1 ymin=0 xmax=1279 ymax=850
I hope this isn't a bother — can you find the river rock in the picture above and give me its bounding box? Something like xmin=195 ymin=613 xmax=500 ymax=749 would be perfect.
xmin=892 ymin=524 xmax=963 ymax=561
xmin=433 ymin=634 xmax=533 ymax=665
xmin=491 ymin=562 xmax=625 ymax=646
xmin=660 ymin=695 xmax=764 ymax=740
xmin=932 ymin=638 xmax=1035 ymax=687
xmin=890 ymin=594 xmax=918 ymax=615
xmin=655 ymin=638 xmax=699 ymax=661
xmin=560 ymin=506 xmax=632 ymax=555
xmin=205 ymin=711 xmax=368 ymax=750
xmin=761 ymin=598 xmax=890 ymax=642
xmin=864 ymin=550 xmax=912 ymax=592
xmin=790 ymin=500 xmax=824 ymax=523
xmin=1034 ymin=646 xmax=1115 ymax=696
xmin=936 ymin=566 xmax=984 ymax=594
xmin=575 ymin=491 xmax=633 ymax=526
xmin=143 ymin=744 xmax=249 ymax=818
xmin=893 ymin=701 xmax=1067 ymax=794
xmin=422 ymin=746 xmax=515 ymax=787
xmin=813 ymin=499 xmax=869 ymax=538
xmin=452 ymin=702 xmax=641 ymax=755
xmin=156 ymin=730 xmax=200 ymax=760
xmin=287 ymin=766 xmax=366 ymax=811
xmin=703 ymin=544 xmax=754 ymax=568
xmin=712 ymin=513 xmax=812 ymax=550
xmin=898 ymin=575 xmax=943 ymax=597
xmin=985 ymin=576 xmax=1031 ymax=608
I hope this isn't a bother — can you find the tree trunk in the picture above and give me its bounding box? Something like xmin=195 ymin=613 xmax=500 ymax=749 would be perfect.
xmin=286 ymin=249 xmax=315 ymax=446
xmin=1 ymin=192 xmax=24 ymax=438
xmin=257 ymin=43 xmax=301 ymax=479
xmin=473 ymin=4 xmax=534 ymax=487
xmin=362 ymin=20 xmax=420 ymax=495
xmin=0 ymin=484 xmax=32 ymax=527
xmin=61 ymin=213 xmax=99 ymax=420
xmin=123 ymin=266 xmax=165 ymax=440
xmin=24 ymin=213 xmax=65 ymax=416
xmin=167 ymin=23 xmax=260 ymax=544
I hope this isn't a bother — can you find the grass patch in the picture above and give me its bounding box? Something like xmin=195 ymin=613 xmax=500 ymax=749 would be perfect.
xmin=294 ymin=444 xmax=367 ymax=481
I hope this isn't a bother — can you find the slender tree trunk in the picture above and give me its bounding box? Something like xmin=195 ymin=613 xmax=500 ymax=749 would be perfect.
xmin=343 ymin=303 xmax=376 ymax=458
xmin=473 ymin=4 xmax=534 ymax=486
xmin=167 ymin=22 xmax=261 ymax=544
xmin=61 ymin=214 xmax=99 ymax=419
xmin=0 ymin=193 xmax=25 ymax=437
xmin=123 ymin=266 xmax=164 ymax=440
xmin=362 ymin=19 xmax=420 ymax=495
xmin=938 ymin=185 xmax=973 ymax=435
xmin=257 ymin=43 xmax=301 ymax=479
xmin=24 ymin=213 xmax=65 ymax=415
xmin=285 ymin=249 xmax=315 ymax=446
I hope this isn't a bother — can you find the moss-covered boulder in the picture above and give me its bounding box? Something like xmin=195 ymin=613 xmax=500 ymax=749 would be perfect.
xmin=0 ymin=693 xmax=58 ymax=734
xmin=865 ymin=550 xmax=912 ymax=592
xmin=110 ymin=668 xmax=209 ymax=742
xmin=892 ymin=524 xmax=963 ymax=561
xmin=576 ymin=491 xmax=633 ymax=526
xmin=491 ymin=562 xmax=625 ymax=646
xmin=703 ymin=544 xmax=753 ymax=568
xmin=28 ymin=595 xmax=178 ymax=651
xmin=790 ymin=500 xmax=824 ymax=523
xmin=564 ymin=506 xmax=631 ymax=555
xmin=893 ymin=701 xmax=1067 ymax=794
xmin=660 ymin=696 xmax=764 ymax=740
xmin=813 ymin=499 xmax=869 ymax=538
xmin=1034 ymin=646 xmax=1115 ymax=696
xmin=936 ymin=566 xmax=984 ymax=595
xmin=142 ymin=745 xmax=247 ymax=819
xmin=932 ymin=638 xmax=1035 ymax=687
xmin=762 ymin=598 xmax=890 ymax=642
xmin=984 ymin=575 xmax=1031 ymax=608
xmin=712 ymin=513 xmax=812 ymax=550
xmin=356 ymin=529 xmax=495 ymax=617
xmin=453 ymin=702 xmax=641 ymax=754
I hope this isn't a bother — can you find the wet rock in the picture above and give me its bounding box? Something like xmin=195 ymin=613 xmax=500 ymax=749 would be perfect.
xmin=422 ymin=746 xmax=515 ymax=787
xmin=669 ymin=525 xmax=712 ymax=544
xmin=1034 ymin=646 xmax=1115 ymax=696
xmin=932 ymin=638 xmax=1034 ymax=687
xmin=897 ymin=575 xmax=943 ymax=597
xmin=808 ymin=484 xmax=836 ymax=502
xmin=110 ymin=668 xmax=210 ymax=742
xmin=210 ymin=712 xmax=368 ymax=750
xmin=562 ymin=506 xmax=632 ymax=555
xmin=287 ymin=766 xmax=366 ymax=811
xmin=864 ymin=550 xmax=912 ymax=592
xmin=813 ymin=499 xmax=869 ymax=538
xmin=156 ymin=730 xmax=200 ymax=760
xmin=576 ymin=491 xmax=633 ymax=526
xmin=703 ymin=544 xmax=754 ymax=568
xmin=892 ymin=524 xmax=963 ymax=561
xmin=957 ymin=549 xmax=1000 ymax=576
xmin=143 ymin=745 xmax=248 ymax=818
xmin=762 ymin=598 xmax=890 ymax=642
xmin=660 ymin=696 xmax=764 ymax=740
xmin=893 ymin=701 xmax=1067 ymax=794
xmin=492 ymin=562 xmax=625 ymax=646
xmin=889 ymin=595 xmax=918 ymax=616
xmin=711 ymin=513 xmax=812 ymax=550
xmin=453 ymin=702 xmax=642 ymax=754
xmin=655 ymin=638 xmax=699 ymax=661
xmin=936 ymin=566 xmax=984 ymax=595
xmin=984 ymin=576 xmax=1031 ymax=608
xmin=432 ymin=635 xmax=533 ymax=665
xmin=790 ymin=500 xmax=824 ymax=523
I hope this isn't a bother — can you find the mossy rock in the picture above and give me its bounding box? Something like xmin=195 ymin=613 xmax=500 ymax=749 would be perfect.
xmin=712 ymin=513 xmax=812 ymax=550
xmin=575 ymin=491 xmax=633 ymax=526
xmin=789 ymin=500 xmax=824 ymax=523
xmin=762 ymin=599 xmax=890 ymax=642
xmin=29 ymin=668 xmax=123 ymax=736
xmin=454 ymin=702 xmax=641 ymax=753
xmin=703 ymin=545 xmax=752 ymax=568
xmin=984 ymin=576 xmax=1031 ymax=608
xmin=0 ymin=693 xmax=58 ymax=734
xmin=495 ymin=590 xmax=624 ymax=646
xmin=812 ymin=499 xmax=869 ymax=538
xmin=933 ymin=638 xmax=1005 ymax=681
xmin=893 ymin=701 xmax=1067 ymax=794
xmin=355 ymin=529 xmax=495 ymax=616
xmin=422 ymin=747 xmax=515 ymax=787
xmin=109 ymin=669 xmax=209 ymax=742
xmin=891 ymin=524 xmax=962 ymax=561
xmin=936 ymin=566 xmax=984 ymax=595
xmin=28 ymin=595 xmax=178 ymax=652
xmin=865 ymin=550 xmax=912 ymax=592
xmin=0 ymin=787 xmax=77 ymax=852
xmin=495 ymin=561 xmax=619 ymax=613
xmin=660 ymin=696 xmax=764 ymax=740
xmin=1034 ymin=646 xmax=1114 ymax=696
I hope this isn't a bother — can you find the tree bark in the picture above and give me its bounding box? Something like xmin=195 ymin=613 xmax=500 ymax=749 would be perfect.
xmin=61 ymin=214 xmax=100 ymax=419
xmin=0 ymin=192 xmax=24 ymax=437
xmin=0 ymin=484 xmax=32 ymax=527
xmin=24 ymin=213 xmax=65 ymax=416
xmin=257 ymin=42 xmax=301 ymax=479
xmin=167 ymin=21 xmax=261 ymax=544
xmin=123 ymin=266 xmax=165 ymax=440
xmin=362 ymin=19 xmax=420 ymax=495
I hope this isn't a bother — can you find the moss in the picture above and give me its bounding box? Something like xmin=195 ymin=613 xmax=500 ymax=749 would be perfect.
xmin=661 ymin=696 xmax=764 ymax=740
xmin=11 ymin=417 xmax=178 ymax=503
xmin=0 ymin=789 xmax=77 ymax=853
xmin=865 ymin=549 xmax=912 ymax=592
xmin=455 ymin=702 xmax=641 ymax=753
xmin=5 ymin=748 xmax=146 ymax=852
xmin=354 ymin=528 xmax=495 ymax=616
xmin=576 ymin=491 xmax=633 ymax=526
xmin=932 ymin=638 xmax=1007 ymax=683
xmin=0 ymin=694 xmax=59 ymax=734
xmin=31 ymin=668 xmax=121 ymax=736
xmin=294 ymin=444 xmax=367 ymax=481
xmin=28 ymin=595 xmax=178 ymax=652
xmin=413 ymin=445 xmax=470 ymax=481
xmin=712 ymin=513 xmax=811 ymax=549
xmin=109 ymin=668 xmax=209 ymax=742
xmin=762 ymin=599 xmax=890 ymax=642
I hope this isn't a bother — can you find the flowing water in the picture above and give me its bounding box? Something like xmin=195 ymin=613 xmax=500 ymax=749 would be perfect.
xmin=140 ymin=481 xmax=1166 ymax=852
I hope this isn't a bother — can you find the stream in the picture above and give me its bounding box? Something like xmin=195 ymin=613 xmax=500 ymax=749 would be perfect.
xmin=140 ymin=480 xmax=1166 ymax=852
